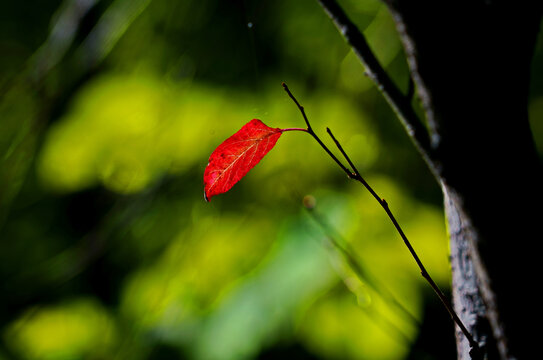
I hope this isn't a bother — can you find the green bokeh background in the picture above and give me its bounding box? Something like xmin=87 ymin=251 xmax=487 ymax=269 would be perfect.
xmin=1 ymin=1 xmax=542 ymax=359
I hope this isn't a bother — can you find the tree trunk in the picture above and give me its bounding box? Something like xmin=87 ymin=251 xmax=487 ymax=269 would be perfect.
xmin=384 ymin=1 xmax=543 ymax=358
xmin=318 ymin=0 xmax=543 ymax=357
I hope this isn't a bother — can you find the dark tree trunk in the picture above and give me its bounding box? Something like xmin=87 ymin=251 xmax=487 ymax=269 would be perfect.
xmin=383 ymin=1 xmax=543 ymax=358
xmin=318 ymin=0 xmax=543 ymax=357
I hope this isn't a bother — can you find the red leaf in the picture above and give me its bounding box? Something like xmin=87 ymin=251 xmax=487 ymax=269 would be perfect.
xmin=204 ymin=119 xmax=283 ymax=201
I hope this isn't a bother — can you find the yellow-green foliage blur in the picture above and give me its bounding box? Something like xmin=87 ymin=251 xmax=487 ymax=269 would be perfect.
xmin=1 ymin=0 xmax=542 ymax=359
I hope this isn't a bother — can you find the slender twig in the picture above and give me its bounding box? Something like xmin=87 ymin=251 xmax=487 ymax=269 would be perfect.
xmin=283 ymin=82 xmax=481 ymax=356
xmin=305 ymin=207 xmax=415 ymax=345
xmin=305 ymin=205 xmax=421 ymax=328
xmin=326 ymin=126 xmax=480 ymax=353
xmin=282 ymin=82 xmax=353 ymax=177
xmin=316 ymin=0 xmax=435 ymax=169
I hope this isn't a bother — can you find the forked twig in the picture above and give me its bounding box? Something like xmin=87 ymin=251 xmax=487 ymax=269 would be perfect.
xmin=282 ymin=82 xmax=481 ymax=357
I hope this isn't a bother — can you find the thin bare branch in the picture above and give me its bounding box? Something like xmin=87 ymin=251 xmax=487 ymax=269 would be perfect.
xmin=282 ymin=83 xmax=353 ymax=177
xmin=305 ymin=204 xmax=421 ymax=328
xmin=283 ymin=83 xmax=481 ymax=358
xmin=316 ymin=0 xmax=435 ymax=168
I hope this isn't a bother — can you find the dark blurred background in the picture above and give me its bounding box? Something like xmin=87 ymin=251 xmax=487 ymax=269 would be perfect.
xmin=1 ymin=0 xmax=542 ymax=359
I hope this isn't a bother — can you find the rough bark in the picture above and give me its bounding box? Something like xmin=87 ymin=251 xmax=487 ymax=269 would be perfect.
xmin=443 ymin=187 xmax=499 ymax=359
